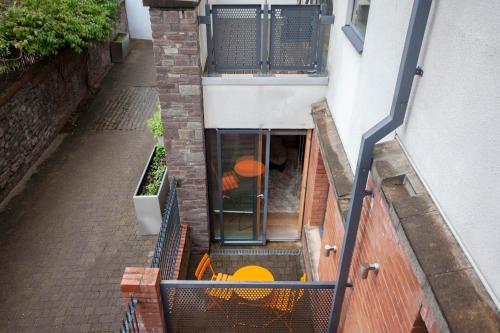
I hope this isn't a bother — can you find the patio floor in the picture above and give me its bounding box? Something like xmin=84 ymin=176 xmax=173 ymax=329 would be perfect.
xmin=0 ymin=40 xmax=157 ymax=332
xmin=187 ymin=244 xmax=306 ymax=281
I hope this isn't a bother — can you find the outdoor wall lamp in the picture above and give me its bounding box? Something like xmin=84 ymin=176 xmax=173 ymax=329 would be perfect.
xmin=359 ymin=262 xmax=380 ymax=279
xmin=323 ymin=244 xmax=337 ymax=257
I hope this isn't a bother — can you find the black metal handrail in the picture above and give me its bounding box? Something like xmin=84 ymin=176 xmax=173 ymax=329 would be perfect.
xmin=151 ymin=178 xmax=182 ymax=280
xmin=119 ymin=297 xmax=140 ymax=333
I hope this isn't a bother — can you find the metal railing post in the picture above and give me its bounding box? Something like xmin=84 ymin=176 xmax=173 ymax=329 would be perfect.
xmin=205 ymin=3 xmax=215 ymax=74
xmin=261 ymin=4 xmax=269 ymax=74
xmin=316 ymin=4 xmax=326 ymax=74
xmin=316 ymin=3 xmax=334 ymax=75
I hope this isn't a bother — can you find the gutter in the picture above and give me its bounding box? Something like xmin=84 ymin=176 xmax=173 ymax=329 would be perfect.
xmin=327 ymin=0 xmax=433 ymax=331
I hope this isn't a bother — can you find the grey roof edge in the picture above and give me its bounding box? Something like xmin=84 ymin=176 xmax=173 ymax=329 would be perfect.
xmin=312 ymin=101 xmax=500 ymax=332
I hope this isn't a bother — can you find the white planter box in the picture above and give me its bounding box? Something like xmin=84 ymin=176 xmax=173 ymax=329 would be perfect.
xmin=133 ymin=146 xmax=169 ymax=235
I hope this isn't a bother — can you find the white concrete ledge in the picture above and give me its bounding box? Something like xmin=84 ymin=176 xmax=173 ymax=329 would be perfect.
xmin=202 ymin=74 xmax=329 ymax=86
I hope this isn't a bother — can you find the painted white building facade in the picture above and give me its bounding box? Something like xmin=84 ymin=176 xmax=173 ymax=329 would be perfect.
xmin=125 ymin=0 xmax=153 ymax=40
xmin=325 ymin=0 xmax=500 ymax=307
xmin=196 ymin=0 xmax=500 ymax=308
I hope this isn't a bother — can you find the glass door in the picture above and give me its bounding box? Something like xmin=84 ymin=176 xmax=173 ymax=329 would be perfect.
xmin=216 ymin=129 xmax=270 ymax=244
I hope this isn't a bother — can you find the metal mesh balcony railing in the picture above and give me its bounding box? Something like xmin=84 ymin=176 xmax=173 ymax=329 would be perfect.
xmin=212 ymin=5 xmax=262 ymax=70
xmin=160 ymin=280 xmax=336 ymax=333
xmin=269 ymin=5 xmax=320 ymax=71
xmin=201 ymin=3 xmax=333 ymax=75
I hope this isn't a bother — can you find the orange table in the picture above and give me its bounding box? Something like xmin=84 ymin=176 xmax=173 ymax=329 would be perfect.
xmin=234 ymin=156 xmax=265 ymax=177
xmin=232 ymin=265 xmax=274 ymax=300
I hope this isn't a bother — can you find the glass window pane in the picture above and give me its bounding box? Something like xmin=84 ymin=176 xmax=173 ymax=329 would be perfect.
xmin=351 ymin=0 xmax=370 ymax=37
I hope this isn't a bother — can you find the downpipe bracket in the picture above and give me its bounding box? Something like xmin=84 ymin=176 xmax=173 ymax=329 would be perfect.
xmin=415 ymin=66 xmax=424 ymax=76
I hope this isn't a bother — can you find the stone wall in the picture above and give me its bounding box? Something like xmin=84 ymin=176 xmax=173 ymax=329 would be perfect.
xmin=150 ymin=7 xmax=209 ymax=253
xmin=0 ymin=3 xmax=128 ymax=205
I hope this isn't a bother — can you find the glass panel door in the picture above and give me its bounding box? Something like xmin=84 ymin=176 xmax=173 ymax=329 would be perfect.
xmin=216 ymin=129 xmax=269 ymax=244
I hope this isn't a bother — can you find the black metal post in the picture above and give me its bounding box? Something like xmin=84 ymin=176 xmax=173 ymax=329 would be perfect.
xmin=327 ymin=0 xmax=433 ymax=331
xmin=316 ymin=3 xmax=327 ymax=74
xmin=205 ymin=3 xmax=215 ymax=74
xmin=261 ymin=4 xmax=269 ymax=74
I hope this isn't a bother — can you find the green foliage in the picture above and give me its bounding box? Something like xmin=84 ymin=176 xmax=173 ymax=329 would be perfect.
xmin=114 ymin=33 xmax=126 ymax=42
xmin=140 ymin=144 xmax=167 ymax=196
xmin=0 ymin=0 xmax=120 ymax=73
xmin=147 ymin=101 xmax=164 ymax=139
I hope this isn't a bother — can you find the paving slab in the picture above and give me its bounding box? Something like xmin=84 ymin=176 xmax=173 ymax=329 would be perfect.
xmin=0 ymin=40 xmax=158 ymax=333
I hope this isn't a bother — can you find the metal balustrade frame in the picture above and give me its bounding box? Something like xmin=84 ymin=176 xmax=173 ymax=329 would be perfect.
xmin=200 ymin=3 xmax=333 ymax=75
xmin=160 ymin=280 xmax=337 ymax=333
xmin=151 ymin=178 xmax=182 ymax=280
xmin=269 ymin=5 xmax=320 ymax=71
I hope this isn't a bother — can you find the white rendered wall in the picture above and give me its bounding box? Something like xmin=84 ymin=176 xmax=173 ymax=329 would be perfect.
xmin=326 ymin=0 xmax=500 ymax=306
xmin=125 ymin=0 xmax=153 ymax=40
xmin=203 ymin=76 xmax=327 ymax=129
xmin=325 ymin=0 xmax=413 ymax=165
xmin=397 ymin=1 xmax=500 ymax=307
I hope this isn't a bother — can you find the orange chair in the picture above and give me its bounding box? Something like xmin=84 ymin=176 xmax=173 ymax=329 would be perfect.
xmin=263 ymin=273 xmax=307 ymax=332
xmin=195 ymin=254 xmax=234 ymax=317
xmin=211 ymin=162 xmax=240 ymax=192
xmin=195 ymin=253 xmax=216 ymax=280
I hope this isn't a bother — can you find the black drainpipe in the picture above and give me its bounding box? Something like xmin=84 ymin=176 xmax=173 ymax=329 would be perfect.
xmin=327 ymin=0 xmax=433 ymax=331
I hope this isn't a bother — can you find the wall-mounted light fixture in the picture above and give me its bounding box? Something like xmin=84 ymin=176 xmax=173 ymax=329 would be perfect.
xmin=323 ymin=244 xmax=337 ymax=257
xmin=359 ymin=262 xmax=380 ymax=279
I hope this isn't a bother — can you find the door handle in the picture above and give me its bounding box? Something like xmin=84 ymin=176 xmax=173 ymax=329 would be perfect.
xmin=256 ymin=194 xmax=264 ymax=199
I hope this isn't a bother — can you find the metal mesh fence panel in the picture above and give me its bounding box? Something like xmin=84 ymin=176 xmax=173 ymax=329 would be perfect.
xmin=161 ymin=282 xmax=335 ymax=333
xmin=151 ymin=179 xmax=182 ymax=280
xmin=212 ymin=5 xmax=262 ymax=70
xmin=269 ymin=5 xmax=320 ymax=71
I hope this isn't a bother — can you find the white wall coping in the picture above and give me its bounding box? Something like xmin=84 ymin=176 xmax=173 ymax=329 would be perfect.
xmin=202 ymin=74 xmax=329 ymax=86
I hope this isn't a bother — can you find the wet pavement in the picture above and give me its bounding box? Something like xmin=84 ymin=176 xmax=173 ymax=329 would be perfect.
xmin=0 ymin=40 xmax=158 ymax=332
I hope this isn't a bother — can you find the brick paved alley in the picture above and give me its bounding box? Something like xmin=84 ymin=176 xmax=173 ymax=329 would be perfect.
xmin=0 ymin=40 xmax=158 ymax=332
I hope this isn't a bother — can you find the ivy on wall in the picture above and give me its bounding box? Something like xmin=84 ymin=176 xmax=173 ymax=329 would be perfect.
xmin=0 ymin=0 xmax=119 ymax=73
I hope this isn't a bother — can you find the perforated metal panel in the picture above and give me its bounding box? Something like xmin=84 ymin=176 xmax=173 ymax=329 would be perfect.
xmin=212 ymin=5 xmax=262 ymax=70
xmin=269 ymin=5 xmax=320 ymax=71
xmin=161 ymin=282 xmax=335 ymax=332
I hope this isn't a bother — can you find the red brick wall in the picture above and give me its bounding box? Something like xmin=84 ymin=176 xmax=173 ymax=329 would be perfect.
xmin=315 ymin=173 xmax=439 ymax=332
xmin=318 ymin=188 xmax=345 ymax=280
xmin=121 ymin=267 xmax=165 ymax=333
xmin=303 ymin=131 xmax=329 ymax=227
xmin=173 ymin=224 xmax=191 ymax=280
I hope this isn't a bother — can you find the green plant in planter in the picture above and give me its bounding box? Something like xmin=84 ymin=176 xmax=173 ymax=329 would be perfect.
xmin=147 ymin=100 xmax=163 ymax=140
xmin=114 ymin=33 xmax=126 ymax=42
xmin=140 ymin=144 xmax=166 ymax=196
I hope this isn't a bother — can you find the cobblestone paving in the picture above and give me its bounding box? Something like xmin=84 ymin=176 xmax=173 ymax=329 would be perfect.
xmin=92 ymin=87 xmax=157 ymax=131
xmin=0 ymin=40 xmax=157 ymax=332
